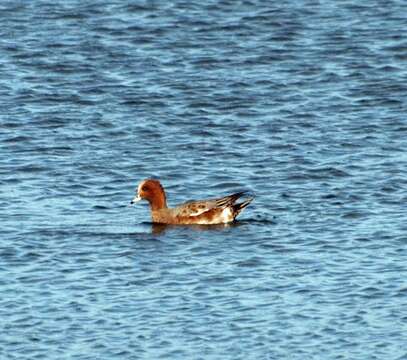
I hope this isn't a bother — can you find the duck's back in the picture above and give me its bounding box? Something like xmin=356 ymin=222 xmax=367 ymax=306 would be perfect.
xmin=152 ymin=192 xmax=253 ymax=225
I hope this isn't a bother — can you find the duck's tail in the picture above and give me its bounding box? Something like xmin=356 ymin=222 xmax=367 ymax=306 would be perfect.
xmin=232 ymin=194 xmax=255 ymax=219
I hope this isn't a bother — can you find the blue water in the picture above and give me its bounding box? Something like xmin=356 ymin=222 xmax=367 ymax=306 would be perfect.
xmin=1 ymin=1 xmax=407 ymax=359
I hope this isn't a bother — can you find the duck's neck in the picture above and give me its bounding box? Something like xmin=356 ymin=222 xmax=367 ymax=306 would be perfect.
xmin=148 ymin=190 xmax=167 ymax=211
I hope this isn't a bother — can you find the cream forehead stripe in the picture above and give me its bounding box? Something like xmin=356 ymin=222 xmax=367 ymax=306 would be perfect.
xmin=138 ymin=180 xmax=147 ymax=194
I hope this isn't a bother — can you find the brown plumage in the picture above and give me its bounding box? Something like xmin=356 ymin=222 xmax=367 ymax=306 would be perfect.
xmin=131 ymin=179 xmax=254 ymax=225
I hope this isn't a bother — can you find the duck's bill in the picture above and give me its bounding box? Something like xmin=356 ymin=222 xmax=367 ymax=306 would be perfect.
xmin=130 ymin=195 xmax=142 ymax=204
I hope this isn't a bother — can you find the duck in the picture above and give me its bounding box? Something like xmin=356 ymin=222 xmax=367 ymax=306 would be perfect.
xmin=131 ymin=179 xmax=254 ymax=225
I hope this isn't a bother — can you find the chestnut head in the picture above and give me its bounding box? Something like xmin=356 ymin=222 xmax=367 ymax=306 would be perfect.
xmin=131 ymin=179 xmax=167 ymax=210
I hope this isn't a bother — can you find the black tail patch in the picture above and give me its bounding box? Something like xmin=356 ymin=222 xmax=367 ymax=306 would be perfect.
xmin=232 ymin=195 xmax=255 ymax=218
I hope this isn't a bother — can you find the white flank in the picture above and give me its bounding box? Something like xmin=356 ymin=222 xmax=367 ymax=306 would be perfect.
xmin=221 ymin=207 xmax=233 ymax=224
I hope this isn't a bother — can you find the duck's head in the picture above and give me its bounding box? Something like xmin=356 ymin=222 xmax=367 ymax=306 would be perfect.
xmin=131 ymin=179 xmax=167 ymax=210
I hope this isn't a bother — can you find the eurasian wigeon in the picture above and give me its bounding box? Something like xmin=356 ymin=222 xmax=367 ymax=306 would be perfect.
xmin=131 ymin=179 xmax=254 ymax=225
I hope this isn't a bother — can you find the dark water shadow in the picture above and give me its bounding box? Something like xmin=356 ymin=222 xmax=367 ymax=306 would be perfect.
xmin=150 ymin=222 xmax=238 ymax=235
xmin=142 ymin=218 xmax=276 ymax=235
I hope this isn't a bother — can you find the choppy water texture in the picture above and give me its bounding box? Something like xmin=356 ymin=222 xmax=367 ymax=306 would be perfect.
xmin=1 ymin=1 xmax=407 ymax=359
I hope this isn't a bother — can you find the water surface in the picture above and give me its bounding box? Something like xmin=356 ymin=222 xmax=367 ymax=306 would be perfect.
xmin=1 ymin=1 xmax=406 ymax=359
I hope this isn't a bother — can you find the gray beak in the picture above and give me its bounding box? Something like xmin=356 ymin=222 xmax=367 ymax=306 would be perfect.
xmin=130 ymin=195 xmax=142 ymax=205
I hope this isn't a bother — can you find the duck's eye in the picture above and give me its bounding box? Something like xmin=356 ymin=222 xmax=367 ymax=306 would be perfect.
xmin=141 ymin=186 xmax=149 ymax=192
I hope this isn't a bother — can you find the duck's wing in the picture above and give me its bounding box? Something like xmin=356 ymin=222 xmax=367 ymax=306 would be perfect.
xmin=173 ymin=192 xmax=250 ymax=218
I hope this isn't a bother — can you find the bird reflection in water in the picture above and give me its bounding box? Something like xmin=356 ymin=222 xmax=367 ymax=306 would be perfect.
xmin=151 ymin=222 xmax=244 ymax=235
